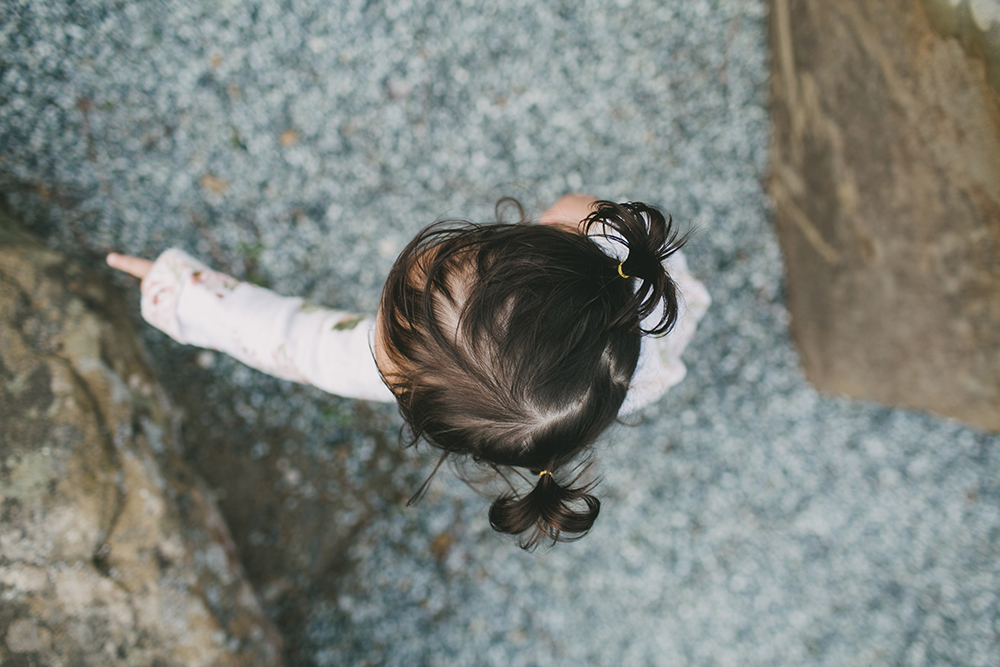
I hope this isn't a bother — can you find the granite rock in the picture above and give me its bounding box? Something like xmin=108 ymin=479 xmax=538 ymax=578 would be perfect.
xmin=768 ymin=0 xmax=1000 ymax=430
xmin=0 ymin=208 xmax=283 ymax=666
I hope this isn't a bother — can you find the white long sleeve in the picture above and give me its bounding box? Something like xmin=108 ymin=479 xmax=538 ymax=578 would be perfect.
xmin=140 ymin=249 xmax=395 ymax=402
xmin=619 ymin=250 xmax=711 ymax=414
xmin=138 ymin=245 xmax=708 ymax=413
xmin=588 ymin=224 xmax=712 ymax=415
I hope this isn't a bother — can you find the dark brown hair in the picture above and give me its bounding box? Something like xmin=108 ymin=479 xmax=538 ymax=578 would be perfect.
xmin=377 ymin=200 xmax=686 ymax=549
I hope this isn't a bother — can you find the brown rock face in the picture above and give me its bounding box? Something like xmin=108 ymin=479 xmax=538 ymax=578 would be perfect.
xmin=0 ymin=209 xmax=283 ymax=665
xmin=921 ymin=0 xmax=1000 ymax=98
xmin=768 ymin=0 xmax=1000 ymax=430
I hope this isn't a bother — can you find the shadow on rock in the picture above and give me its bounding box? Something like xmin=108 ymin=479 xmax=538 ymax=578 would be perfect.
xmin=0 ymin=206 xmax=283 ymax=665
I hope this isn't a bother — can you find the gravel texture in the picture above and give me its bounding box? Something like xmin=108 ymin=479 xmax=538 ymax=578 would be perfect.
xmin=2 ymin=0 xmax=998 ymax=665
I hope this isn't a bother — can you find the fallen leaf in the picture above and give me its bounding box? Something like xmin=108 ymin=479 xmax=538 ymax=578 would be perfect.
xmin=279 ymin=129 xmax=300 ymax=147
xmin=199 ymin=174 xmax=229 ymax=194
xmin=430 ymin=532 xmax=453 ymax=561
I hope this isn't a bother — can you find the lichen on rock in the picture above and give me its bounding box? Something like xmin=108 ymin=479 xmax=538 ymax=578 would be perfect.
xmin=0 ymin=207 xmax=283 ymax=665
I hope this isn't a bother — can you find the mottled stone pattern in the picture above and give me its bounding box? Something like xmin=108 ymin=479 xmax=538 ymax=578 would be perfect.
xmin=0 ymin=209 xmax=282 ymax=666
xmin=769 ymin=0 xmax=1000 ymax=430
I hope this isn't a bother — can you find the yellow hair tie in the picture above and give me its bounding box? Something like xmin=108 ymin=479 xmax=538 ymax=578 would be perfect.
xmin=617 ymin=262 xmax=630 ymax=279
xmin=538 ymin=470 xmax=553 ymax=479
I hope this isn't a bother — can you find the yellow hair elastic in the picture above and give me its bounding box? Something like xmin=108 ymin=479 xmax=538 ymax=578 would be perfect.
xmin=617 ymin=262 xmax=630 ymax=279
xmin=538 ymin=470 xmax=553 ymax=479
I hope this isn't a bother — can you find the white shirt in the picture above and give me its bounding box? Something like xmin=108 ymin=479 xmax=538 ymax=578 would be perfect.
xmin=140 ymin=244 xmax=709 ymax=413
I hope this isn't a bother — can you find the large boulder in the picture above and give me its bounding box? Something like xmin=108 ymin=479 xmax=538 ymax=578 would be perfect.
xmin=768 ymin=0 xmax=1000 ymax=430
xmin=0 ymin=208 xmax=283 ymax=666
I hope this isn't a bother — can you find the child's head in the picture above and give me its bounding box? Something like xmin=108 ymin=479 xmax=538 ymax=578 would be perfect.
xmin=374 ymin=200 xmax=685 ymax=548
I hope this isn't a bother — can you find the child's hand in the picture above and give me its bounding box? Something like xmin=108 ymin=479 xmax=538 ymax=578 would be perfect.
xmin=107 ymin=253 xmax=153 ymax=280
xmin=539 ymin=194 xmax=598 ymax=233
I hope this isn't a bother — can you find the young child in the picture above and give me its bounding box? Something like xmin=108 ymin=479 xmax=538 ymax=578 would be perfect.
xmin=108 ymin=195 xmax=709 ymax=549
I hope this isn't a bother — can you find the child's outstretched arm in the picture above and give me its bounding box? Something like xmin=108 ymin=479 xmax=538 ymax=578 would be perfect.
xmin=107 ymin=250 xmax=394 ymax=402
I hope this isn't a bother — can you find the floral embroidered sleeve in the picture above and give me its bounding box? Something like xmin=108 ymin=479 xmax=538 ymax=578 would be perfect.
xmin=140 ymin=248 xmax=395 ymax=403
xmin=618 ymin=250 xmax=711 ymax=415
xmin=588 ymin=227 xmax=711 ymax=415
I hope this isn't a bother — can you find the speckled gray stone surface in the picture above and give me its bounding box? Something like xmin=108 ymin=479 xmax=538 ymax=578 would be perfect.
xmin=2 ymin=0 xmax=998 ymax=665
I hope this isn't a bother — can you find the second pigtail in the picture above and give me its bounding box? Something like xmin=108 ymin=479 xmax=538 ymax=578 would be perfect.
xmin=488 ymin=465 xmax=601 ymax=550
xmin=584 ymin=200 xmax=688 ymax=336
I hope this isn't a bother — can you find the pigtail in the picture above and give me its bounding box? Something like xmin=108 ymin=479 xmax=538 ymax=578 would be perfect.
xmin=488 ymin=468 xmax=601 ymax=550
xmin=584 ymin=201 xmax=688 ymax=336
